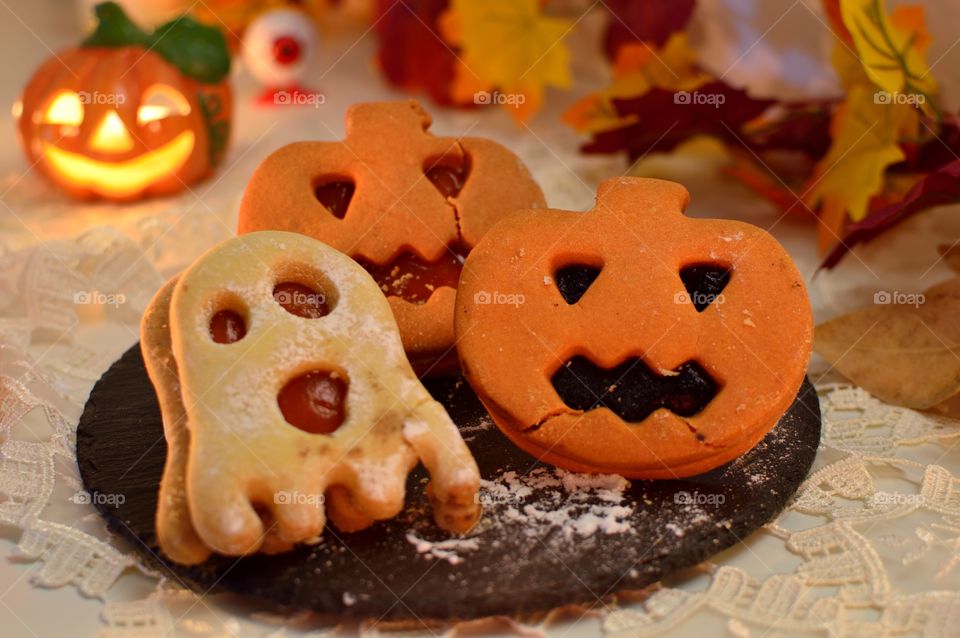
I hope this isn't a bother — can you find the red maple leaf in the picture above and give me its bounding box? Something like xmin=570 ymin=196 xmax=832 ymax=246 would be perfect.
xmin=821 ymin=159 xmax=960 ymax=269
xmin=603 ymin=0 xmax=696 ymax=59
xmin=582 ymin=82 xmax=775 ymax=161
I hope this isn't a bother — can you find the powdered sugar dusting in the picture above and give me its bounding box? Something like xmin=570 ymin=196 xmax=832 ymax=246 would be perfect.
xmin=405 ymin=530 xmax=479 ymax=565
xmin=405 ymin=466 xmax=636 ymax=566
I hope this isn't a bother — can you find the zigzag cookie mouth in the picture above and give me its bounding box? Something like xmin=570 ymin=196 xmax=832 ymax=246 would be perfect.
xmin=550 ymin=356 xmax=718 ymax=423
xmin=359 ymin=247 xmax=467 ymax=305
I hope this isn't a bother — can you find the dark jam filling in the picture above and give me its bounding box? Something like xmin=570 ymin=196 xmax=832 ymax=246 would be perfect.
xmin=210 ymin=310 xmax=246 ymax=344
xmin=272 ymin=282 xmax=330 ymax=318
xmin=425 ymin=163 xmax=468 ymax=198
xmin=555 ymin=264 xmax=602 ymax=304
xmin=679 ymin=264 xmax=730 ymax=312
xmin=548 ymin=263 xmax=724 ymax=422
xmin=551 ymin=357 xmax=717 ymax=423
xmin=315 ymin=181 xmax=355 ymax=218
xmin=360 ymin=247 xmax=467 ymax=305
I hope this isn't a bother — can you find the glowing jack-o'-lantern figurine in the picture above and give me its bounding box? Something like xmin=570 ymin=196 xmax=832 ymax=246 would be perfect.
xmin=16 ymin=2 xmax=232 ymax=201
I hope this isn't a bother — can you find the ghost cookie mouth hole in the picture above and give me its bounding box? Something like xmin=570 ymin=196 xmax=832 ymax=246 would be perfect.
xmin=550 ymin=357 xmax=718 ymax=423
xmin=271 ymin=262 xmax=339 ymax=317
xmin=278 ymin=369 xmax=349 ymax=435
xmin=207 ymin=292 xmax=250 ymax=345
xmin=359 ymin=245 xmax=467 ymax=305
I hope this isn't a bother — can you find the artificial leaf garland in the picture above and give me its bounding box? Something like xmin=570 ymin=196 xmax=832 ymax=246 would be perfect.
xmin=375 ymin=0 xmax=458 ymax=106
xmin=564 ymin=34 xmax=710 ymax=135
xmin=601 ymin=0 xmax=696 ymax=60
xmin=561 ymin=0 xmax=958 ymax=267
xmin=822 ymin=159 xmax=960 ymax=268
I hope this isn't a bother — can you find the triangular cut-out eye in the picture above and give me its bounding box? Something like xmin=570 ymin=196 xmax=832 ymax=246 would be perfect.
xmin=425 ymin=155 xmax=470 ymax=198
xmin=315 ymin=180 xmax=354 ymax=219
xmin=555 ymin=264 xmax=601 ymax=304
xmin=680 ymin=264 xmax=730 ymax=312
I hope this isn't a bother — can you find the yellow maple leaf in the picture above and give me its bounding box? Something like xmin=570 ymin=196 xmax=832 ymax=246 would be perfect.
xmin=563 ymin=33 xmax=710 ymax=133
xmin=840 ymin=0 xmax=936 ymax=104
xmin=807 ymin=84 xmax=915 ymax=250
xmin=449 ymin=0 xmax=572 ymax=115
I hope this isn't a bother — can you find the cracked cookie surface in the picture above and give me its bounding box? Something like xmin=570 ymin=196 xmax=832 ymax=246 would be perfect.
xmin=238 ymin=100 xmax=545 ymax=374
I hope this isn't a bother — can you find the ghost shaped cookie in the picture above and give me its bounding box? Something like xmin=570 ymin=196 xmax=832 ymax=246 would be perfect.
xmin=142 ymin=230 xmax=480 ymax=561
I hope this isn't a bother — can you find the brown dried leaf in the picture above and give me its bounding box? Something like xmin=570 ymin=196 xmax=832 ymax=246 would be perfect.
xmin=815 ymin=277 xmax=960 ymax=409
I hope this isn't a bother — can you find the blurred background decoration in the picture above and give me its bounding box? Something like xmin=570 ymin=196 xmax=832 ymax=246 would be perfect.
xmin=18 ymin=2 xmax=232 ymax=201
xmin=241 ymin=7 xmax=322 ymax=103
xmin=58 ymin=0 xmax=958 ymax=263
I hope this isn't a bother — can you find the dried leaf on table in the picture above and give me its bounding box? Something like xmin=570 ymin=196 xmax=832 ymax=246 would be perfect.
xmin=602 ymin=0 xmax=696 ymax=59
xmin=821 ymin=159 xmax=960 ymax=269
xmin=815 ymin=277 xmax=960 ymax=409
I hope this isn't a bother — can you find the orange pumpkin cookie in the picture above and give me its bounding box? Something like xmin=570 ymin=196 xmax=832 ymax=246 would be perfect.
xmin=238 ymin=100 xmax=545 ymax=374
xmin=455 ymin=177 xmax=813 ymax=479
xmin=142 ymin=230 xmax=480 ymax=562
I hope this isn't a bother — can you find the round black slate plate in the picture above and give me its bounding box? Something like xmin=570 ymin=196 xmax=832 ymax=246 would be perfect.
xmin=77 ymin=345 xmax=820 ymax=621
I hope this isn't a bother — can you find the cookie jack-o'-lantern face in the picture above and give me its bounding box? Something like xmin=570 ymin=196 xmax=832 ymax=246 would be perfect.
xmin=455 ymin=177 xmax=813 ymax=479
xmin=239 ymin=100 xmax=545 ymax=373
xmin=17 ymin=46 xmax=231 ymax=201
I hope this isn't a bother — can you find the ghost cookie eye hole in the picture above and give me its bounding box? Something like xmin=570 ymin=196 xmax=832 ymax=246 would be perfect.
xmin=679 ymin=264 xmax=731 ymax=312
xmin=207 ymin=293 xmax=249 ymax=344
xmin=271 ymin=262 xmax=338 ymax=319
xmin=424 ymin=153 xmax=470 ymax=198
xmin=313 ymin=177 xmax=355 ymax=219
